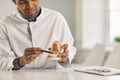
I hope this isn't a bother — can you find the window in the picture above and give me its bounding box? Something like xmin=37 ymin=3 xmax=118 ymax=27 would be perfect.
xmin=109 ymin=0 xmax=120 ymax=42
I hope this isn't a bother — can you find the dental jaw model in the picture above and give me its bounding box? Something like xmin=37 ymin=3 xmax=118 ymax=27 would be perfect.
xmin=48 ymin=41 xmax=64 ymax=60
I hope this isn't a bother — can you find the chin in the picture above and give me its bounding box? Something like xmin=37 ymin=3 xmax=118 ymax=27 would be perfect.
xmin=26 ymin=15 xmax=36 ymax=20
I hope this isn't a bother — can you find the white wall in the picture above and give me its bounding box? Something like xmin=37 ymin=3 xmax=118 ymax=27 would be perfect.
xmin=0 ymin=0 xmax=16 ymax=19
xmin=74 ymin=0 xmax=82 ymax=52
xmin=76 ymin=0 xmax=108 ymax=49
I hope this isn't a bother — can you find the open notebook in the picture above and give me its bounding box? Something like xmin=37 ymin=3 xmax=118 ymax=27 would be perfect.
xmin=74 ymin=66 xmax=120 ymax=76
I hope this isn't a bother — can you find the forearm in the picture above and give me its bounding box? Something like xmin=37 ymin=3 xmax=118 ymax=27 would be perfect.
xmin=12 ymin=58 xmax=23 ymax=70
xmin=0 ymin=56 xmax=16 ymax=70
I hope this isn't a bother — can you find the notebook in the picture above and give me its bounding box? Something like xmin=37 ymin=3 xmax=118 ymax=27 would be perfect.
xmin=74 ymin=66 xmax=120 ymax=76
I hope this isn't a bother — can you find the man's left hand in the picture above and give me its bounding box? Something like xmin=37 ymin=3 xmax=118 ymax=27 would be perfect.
xmin=58 ymin=44 xmax=69 ymax=63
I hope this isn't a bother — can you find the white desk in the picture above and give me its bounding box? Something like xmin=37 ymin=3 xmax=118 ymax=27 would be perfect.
xmin=0 ymin=69 xmax=72 ymax=80
xmin=0 ymin=65 xmax=120 ymax=80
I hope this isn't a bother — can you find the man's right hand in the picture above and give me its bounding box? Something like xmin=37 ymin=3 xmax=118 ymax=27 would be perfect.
xmin=18 ymin=47 xmax=42 ymax=67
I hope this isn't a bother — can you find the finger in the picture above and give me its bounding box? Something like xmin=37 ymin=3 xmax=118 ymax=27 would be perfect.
xmin=26 ymin=55 xmax=37 ymax=64
xmin=58 ymin=58 xmax=67 ymax=63
xmin=62 ymin=54 xmax=68 ymax=59
xmin=25 ymin=47 xmax=41 ymax=52
xmin=61 ymin=44 xmax=68 ymax=53
xmin=26 ymin=55 xmax=31 ymax=61
xmin=32 ymin=50 xmax=41 ymax=55
xmin=63 ymin=44 xmax=68 ymax=49
xmin=31 ymin=47 xmax=41 ymax=51
xmin=48 ymin=48 xmax=52 ymax=51
xmin=62 ymin=53 xmax=68 ymax=57
xmin=25 ymin=47 xmax=34 ymax=52
xmin=61 ymin=57 xmax=68 ymax=63
xmin=61 ymin=49 xmax=69 ymax=57
xmin=58 ymin=52 xmax=68 ymax=63
xmin=32 ymin=54 xmax=38 ymax=57
xmin=25 ymin=56 xmax=32 ymax=64
xmin=30 ymin=55 xmax=37 ymax=61
xmin=26 ymin=60 xmax=32 ymax=64
xmin=25 ymin=50 xmax=41 ymax=55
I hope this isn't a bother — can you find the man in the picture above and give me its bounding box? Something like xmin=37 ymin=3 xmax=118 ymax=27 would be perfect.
xmin=0 ymin=0 xmax=76 ymax=70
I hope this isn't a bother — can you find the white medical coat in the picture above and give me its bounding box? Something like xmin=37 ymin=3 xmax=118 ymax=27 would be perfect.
xmin=0 ymin=7 xmax=76 ymax=70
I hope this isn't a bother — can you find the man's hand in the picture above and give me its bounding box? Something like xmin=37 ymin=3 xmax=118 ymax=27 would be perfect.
xmin=58 ymin=44 xmax=69 ymax=63
xmin=18 ymin=47 xmax=42 ymax=67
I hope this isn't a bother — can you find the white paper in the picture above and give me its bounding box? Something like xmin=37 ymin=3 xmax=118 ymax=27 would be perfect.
xmin=74 ymin=66 xmax=120 ymax=76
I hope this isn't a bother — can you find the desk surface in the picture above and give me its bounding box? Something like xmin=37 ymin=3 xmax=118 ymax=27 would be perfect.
xmin=0 ymin=65 xmax=120 ymax=80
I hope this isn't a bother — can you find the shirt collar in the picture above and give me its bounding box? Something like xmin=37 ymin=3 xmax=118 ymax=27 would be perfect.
xmin=18 ymin=7 xmax=41 ymax=22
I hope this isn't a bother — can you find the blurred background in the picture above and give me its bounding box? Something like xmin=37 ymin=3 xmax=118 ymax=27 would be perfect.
xmin=0 ymin=0 xmax=120 ymax=68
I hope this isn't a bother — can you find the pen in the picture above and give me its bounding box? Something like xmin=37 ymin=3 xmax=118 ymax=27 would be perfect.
xmin=41 ymin=50 xmax=53 ymax=54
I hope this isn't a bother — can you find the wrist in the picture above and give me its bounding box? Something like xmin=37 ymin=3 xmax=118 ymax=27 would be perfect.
xmin=18 ymin=57 xmax=26 ymax=67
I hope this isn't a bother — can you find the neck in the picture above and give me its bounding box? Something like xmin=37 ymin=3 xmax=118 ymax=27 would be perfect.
xmin=18 ymin=7 xmax=41 ymax=22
